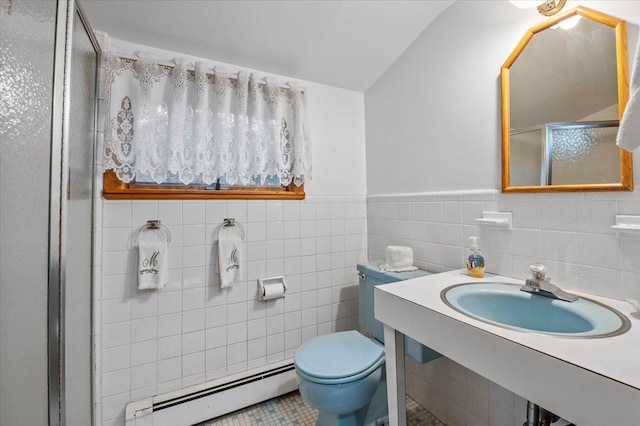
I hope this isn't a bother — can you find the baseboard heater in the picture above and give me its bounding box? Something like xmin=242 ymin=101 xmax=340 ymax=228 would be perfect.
xmin=125 ymin=360 xmax=298 ymax=426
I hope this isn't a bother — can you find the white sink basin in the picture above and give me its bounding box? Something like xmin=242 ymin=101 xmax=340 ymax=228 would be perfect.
xmin=442 ymin=282 xmax=631 ymax=338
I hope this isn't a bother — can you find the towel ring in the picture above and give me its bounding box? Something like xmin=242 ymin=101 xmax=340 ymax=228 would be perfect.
xmin=133 ymin=220 xmax=172 ymax=247
xmin=213 ymin=217 xmax=245 ymax=241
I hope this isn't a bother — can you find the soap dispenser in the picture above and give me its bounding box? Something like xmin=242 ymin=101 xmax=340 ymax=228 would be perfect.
xmin=466 ymin=236 xmax=485 ymax=278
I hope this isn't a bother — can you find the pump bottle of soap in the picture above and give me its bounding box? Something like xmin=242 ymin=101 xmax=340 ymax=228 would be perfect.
xmin=466 ymin=236 xmax=485 ymax=278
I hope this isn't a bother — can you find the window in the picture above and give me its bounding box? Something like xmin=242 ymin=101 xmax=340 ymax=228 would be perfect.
xmin=102 ymin=170 xmax=304 ymax=200
xmin=102 ymin=54 xmax=310 ymax=200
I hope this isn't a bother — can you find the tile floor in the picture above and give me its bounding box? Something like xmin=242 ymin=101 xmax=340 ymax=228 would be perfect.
xmin=199 ymin=391 xmax=444 ymax=425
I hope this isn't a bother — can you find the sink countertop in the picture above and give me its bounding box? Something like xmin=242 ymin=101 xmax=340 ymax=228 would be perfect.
xmin=374 ymin=269 xmax=640 ymax=425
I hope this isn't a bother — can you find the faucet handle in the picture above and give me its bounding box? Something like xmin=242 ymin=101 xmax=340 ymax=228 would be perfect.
xmin=529 ymin=263 xmax=547 ymax=281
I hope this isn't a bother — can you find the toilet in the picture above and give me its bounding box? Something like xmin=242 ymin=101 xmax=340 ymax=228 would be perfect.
xmin=294 ymin=262 xmax=441 ymax=426
xmin=295 ymin=330 xmax=387 ymax=426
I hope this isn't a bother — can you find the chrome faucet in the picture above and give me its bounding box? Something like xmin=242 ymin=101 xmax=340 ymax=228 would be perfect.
xmin=520 ymin=263 xmax=578 ymax=302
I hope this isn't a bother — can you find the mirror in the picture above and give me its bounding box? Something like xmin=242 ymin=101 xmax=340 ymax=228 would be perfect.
xmin=501 ymin=6 xmax=633 ymax=192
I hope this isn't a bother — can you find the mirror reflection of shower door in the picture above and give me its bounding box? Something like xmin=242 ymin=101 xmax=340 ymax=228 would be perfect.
xmin=509 ymin=127 xmax=548 ymax=186
xmin=547 ymin=122 xmax=620 ymax=185
xmin=510 ymin=121 xmax=619 ymax=187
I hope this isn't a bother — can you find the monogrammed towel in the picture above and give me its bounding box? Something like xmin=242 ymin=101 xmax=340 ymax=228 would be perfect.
xmin=138 ymin=239 xmax=168 ymax=290
xmin=218 ymin=226 xmax=242 ymax=288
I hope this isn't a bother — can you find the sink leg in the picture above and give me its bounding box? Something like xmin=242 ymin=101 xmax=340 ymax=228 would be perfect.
xmin=524 ymin=401 xmax=540 ymax=426
xmin=539 ymin=408 xmax=559 ymax=426
xmin=524 ymin=401 xmax=562 ymax=426
xmin=383 ymin=324 xmax=406 ymax=426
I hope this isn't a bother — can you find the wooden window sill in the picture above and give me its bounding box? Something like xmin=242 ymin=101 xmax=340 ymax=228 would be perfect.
xmin=102 ymin=170 xmax=305 ymax=200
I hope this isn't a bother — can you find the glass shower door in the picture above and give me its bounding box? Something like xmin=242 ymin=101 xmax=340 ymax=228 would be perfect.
xmin=0 ymin=0 xmax=99 ymax=424
xmin=62 ymin=4 xmax=98 ymax=425
xmin=1 ymin=0 xmax=58 ymax=424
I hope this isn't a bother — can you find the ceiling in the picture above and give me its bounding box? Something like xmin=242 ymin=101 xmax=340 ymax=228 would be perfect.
xmin=79 ymin=0 xmax=455 ymax=92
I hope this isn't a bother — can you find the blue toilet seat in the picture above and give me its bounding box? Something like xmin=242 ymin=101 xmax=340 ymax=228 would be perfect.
xmin=295 ymin=331 xmax=385 ymax=385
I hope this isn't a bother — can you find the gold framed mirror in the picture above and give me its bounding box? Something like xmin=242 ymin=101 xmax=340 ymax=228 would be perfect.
xmin=501 ymin=6 xmax=633 ymax=192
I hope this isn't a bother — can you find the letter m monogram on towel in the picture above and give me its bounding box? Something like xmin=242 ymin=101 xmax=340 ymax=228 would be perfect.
xmin=140 ymin=251 xmax=160 ymax=275
xmin=225 ymin=248 xmax=240 ymax=272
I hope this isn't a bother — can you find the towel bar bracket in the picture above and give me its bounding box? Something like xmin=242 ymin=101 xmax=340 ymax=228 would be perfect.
xmin=214 ymin=218 xmax=245 ymax=241
xmin=132 ymin=220 xmax=172 ymax=247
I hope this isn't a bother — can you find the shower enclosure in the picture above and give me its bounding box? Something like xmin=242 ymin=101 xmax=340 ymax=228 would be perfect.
xmin=0 ymin=0 xmax=99 ymax=424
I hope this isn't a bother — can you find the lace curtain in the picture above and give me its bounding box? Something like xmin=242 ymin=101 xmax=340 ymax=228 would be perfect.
xmin=103 ymin=53 xmax=311 ymax=186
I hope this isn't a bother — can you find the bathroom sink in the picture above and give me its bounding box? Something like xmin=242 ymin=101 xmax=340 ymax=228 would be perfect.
xmin=441 ymin=282 xmax=630 ymax=338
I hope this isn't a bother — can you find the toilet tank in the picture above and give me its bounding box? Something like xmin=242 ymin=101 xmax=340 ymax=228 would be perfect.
xmin=357 ymin=262 xmax=441 ymax=364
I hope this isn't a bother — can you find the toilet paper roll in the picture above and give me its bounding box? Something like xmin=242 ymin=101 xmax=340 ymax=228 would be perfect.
xmin=262 ymin=283 xmax=285 ymax=300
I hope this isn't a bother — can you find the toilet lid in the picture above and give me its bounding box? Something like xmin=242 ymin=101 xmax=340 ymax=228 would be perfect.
xmin=295 ymin=331 xmax=384 ymax=383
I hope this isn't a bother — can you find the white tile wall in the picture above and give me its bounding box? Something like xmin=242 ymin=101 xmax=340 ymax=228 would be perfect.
xmin=94 ymin=35 xmax=358 ymax=420
xmin=96 ymin=196 xmax=367 ymax=425
xmin=368 ymin=189 xmax=640 ymax=299
xmin=369 ymin=188 xmax=640 ymax=426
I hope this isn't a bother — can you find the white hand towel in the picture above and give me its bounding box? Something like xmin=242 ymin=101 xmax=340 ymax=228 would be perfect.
xmin=379 ymin=264 xmax=419 ymax=273
xmin=380 ymin=246 xmax=418 ymax=272
xmin=218 ymin=226 xmax=243 ymax=288
xmin=138 ymin=240 xmax=168 ymax=290
xmin=617 ymin=34 xmax=640 ymax=152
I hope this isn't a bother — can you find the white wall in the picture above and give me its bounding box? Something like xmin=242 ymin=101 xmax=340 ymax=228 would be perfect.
xmin=94 ymin=37 xmax=368 ymax=425
xmin=110 ymin=38 xmax=367 ymax=196
xmin=365 ymin=0 xmax=640 ymax=194
xmin=364 ymin=1 xmax=640 ymax=425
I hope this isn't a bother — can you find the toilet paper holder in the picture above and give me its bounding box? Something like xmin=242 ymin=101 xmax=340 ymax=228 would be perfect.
xmin=258 ymin=276 xmax=287 ymax=301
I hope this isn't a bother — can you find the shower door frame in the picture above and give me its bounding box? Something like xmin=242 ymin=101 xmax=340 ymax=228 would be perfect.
xmin=49 ymin=0 xmax=101 ymax=424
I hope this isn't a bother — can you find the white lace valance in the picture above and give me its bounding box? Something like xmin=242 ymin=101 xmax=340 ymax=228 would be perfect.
xmin=103 ymin=52 xmax=311 ymax=187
